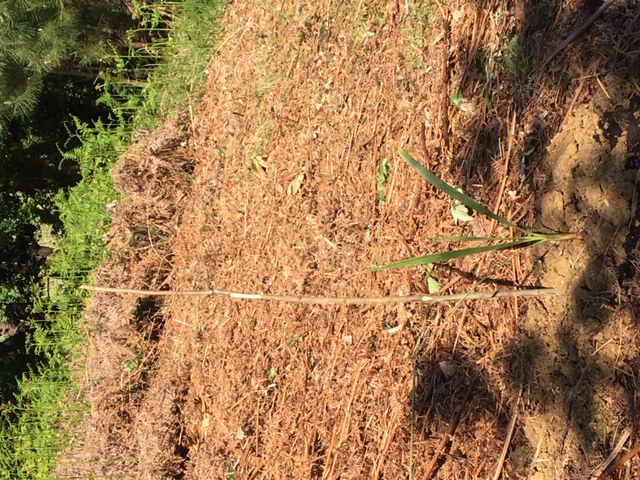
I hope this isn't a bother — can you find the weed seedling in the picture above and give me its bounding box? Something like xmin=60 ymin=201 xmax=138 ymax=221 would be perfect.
xmin=368 ymin=149 xmax=579 ymax=272
xmin=377 ymin=157 xmax=390 ymax=203
xmin=449 ymin=91 xmax=476 ymax=112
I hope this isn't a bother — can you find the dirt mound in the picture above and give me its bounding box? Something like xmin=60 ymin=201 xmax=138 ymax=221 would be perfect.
xmin=58 ymin=0 xmax=640 ymax=478
xmin=521 ymin=77 xmax=640 ymax=478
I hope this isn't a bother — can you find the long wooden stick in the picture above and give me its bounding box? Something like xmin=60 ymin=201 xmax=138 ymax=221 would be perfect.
xmin=599 ymin=440 xmax=640 ymax=479
xmin=79 ymin=284 xmax=555 ymax=304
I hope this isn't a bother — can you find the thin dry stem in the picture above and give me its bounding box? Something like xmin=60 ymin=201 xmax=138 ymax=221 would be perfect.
xmin=540 ymin=0 xmax=615 ymax=70
xmin=423 ymin=390 xmax=471 ymax=478
xmin=598 ymin=436 xmax=640 ymax=480
xmin=493 ymin=390 xmax=521 ymax=480
xmin=80 ymin=284 xmax=556 ymax=304
xmin=591 ymin=427 xmax=632 ymax=479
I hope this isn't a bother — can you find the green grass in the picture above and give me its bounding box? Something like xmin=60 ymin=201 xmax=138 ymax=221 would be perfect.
xmin=503 ymin=35 xmax=531 ymax=79
xmin=376 ymin=157 xmax=390 ymax=203
xmin=404 ymin=1 xmax=435 ymax=70
xmin=0 ymin=1 xmax=228 ymax=478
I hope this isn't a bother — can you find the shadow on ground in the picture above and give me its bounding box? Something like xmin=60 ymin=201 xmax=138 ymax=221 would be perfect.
xmin=410 ymin=1 xmax=640 ymax=477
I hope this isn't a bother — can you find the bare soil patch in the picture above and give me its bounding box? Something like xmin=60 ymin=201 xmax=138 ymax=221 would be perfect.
xmin=58 ymin=1 xmax=640 ymax=478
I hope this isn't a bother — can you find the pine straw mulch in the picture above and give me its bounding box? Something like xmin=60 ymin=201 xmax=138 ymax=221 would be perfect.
xmin=57 ymin=0 xmax=640 ymax=478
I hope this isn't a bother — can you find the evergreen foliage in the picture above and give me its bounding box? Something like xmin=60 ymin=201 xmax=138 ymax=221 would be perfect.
xmin=0 ymin=0 xmax=132 ymax=129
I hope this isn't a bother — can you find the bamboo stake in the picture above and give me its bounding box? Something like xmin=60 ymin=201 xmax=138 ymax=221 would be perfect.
xmin=79 ymin=284 xmax=555 ymax=304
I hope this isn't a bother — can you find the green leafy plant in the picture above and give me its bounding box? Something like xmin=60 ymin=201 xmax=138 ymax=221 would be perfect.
xmin=503 ymin=35 xmax=530 ymax=79
xmin=377 ymin=157 xmax=390 ymax=203
xmin=122 ymin=354 xmax=142 ymax=374
xmin=449 ymin=91 xmax=476 ymax=112
xmin=369 ymin=149 xmax=579 ymax=272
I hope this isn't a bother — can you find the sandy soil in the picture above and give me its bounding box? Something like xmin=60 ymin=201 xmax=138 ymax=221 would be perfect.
xmin=57 ymin=1 xmax=640 ymax=478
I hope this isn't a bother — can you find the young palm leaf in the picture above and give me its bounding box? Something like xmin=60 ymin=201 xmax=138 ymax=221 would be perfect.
xmin=369 ymin=149 xmax=578 ymax=272
xmin=399 ymin=149 xmax=529 ymax=233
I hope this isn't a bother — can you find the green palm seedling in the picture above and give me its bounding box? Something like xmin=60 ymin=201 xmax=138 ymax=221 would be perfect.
xmin=368 ymin=148 xmax=579 ymax=272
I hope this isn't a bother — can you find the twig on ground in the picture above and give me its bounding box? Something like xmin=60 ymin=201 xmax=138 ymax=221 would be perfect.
xmin=80 ymin=285 xmax=556 ymax=304
xmin=539 ymin=0 xmax=615 ymax=71
xmin=424 ymin=389 xmax=471 ymax=478
xmin=488 ymin=111 xmax=516 ymax=238
xmin=591 ymin=426 xmax=632 ymax=479
xmin=493 ymin=389 xmax=521 ymax=480
xmin=597 ymin=437 xmax=640 ymax=480
xmin=559 ymin=59 xmax=601 ymax=131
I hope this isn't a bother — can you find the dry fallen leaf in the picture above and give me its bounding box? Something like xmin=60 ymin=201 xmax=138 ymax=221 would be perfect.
xmin=286 ymin=170 xmax=305 ymax=195
xmin=200 ymin=413 xmax=210 ymax=438
xmin=451 ymin=187 xmax=474 ymax=224
xmin=250 ymin=155 xmax=269 ymax=177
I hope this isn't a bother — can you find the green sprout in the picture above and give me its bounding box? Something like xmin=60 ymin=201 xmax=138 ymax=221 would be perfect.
xmin=368 ymin=149 xmax=578 ymax=272
xmin=449 ymin=91 xmax=476 ymax=112
xmin=377 ymin=157 xmax=390 ymax=203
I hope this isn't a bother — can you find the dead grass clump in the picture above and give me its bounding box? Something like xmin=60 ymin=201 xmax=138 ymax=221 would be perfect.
xmin=158 ymin=0 xmax=544 ymax=478
xmin=55 ymin=116 xmax=196 ymax=478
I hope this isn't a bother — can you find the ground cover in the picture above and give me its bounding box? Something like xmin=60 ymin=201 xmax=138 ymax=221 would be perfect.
xmin=57 ymin=0 xmax=640 ymax=478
